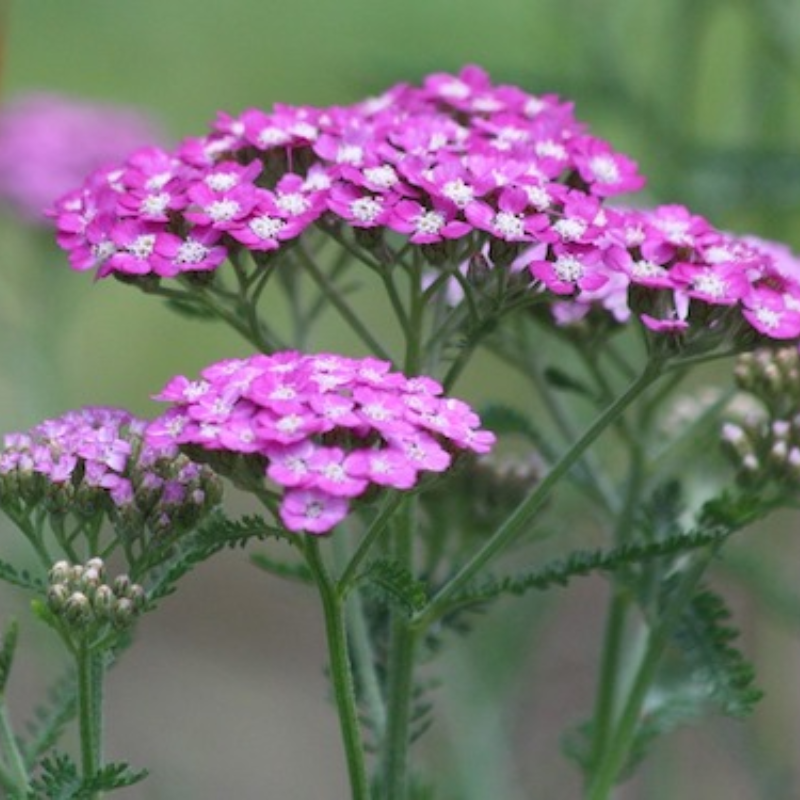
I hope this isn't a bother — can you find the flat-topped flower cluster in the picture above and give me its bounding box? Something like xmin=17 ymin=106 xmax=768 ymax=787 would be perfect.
xmin=147 ymin=352 xmax=496 ymax=533
xmin=0 ymin=406 xmax=221 ymax=540
xmin=50 ymin=65 xmax=800 ymax=341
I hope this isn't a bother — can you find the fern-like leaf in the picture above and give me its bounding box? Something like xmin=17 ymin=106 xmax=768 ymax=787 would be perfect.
xmin=80 ymin=762 xmax=148 ymax=793
xmin=28 ymin=752 xmax=80 ymax=799
xmin=0 ymin=560 xmax=44 ymax=594
xmin=452 ymin=528 xmax=732 ymax=613
xmin=21 ymin=671 xmax=78 ymax=769
xmin=672 ymin=585 xmax=763 ymax=718
xmin=145 ymin=511 xmax=287 ymax=607
xmin=362 ymin=559 xmax=428 ymax=616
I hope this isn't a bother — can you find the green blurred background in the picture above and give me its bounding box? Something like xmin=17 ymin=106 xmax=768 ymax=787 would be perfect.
xmin=1 ymin=1 xmax=800 ymax=797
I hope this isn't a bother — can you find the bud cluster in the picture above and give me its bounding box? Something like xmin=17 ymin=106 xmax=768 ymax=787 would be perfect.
xmin=722 ymin=346 xmax=800 ymax=487
xmin=0 ymin=407 xmax=223 ymax=551
xmin=46 ymin=557 xmax=146 ymax=631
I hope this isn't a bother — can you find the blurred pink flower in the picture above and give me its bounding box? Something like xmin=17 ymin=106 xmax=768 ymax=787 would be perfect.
xmin=0 ymin=92 xmax=162 ymax=221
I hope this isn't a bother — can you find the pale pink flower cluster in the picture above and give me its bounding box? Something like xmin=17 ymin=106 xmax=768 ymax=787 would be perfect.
xmin=0 ymin=93 xmax=161 ymax=221
xmin=0 ymin=407 xmax=220 ymax=538
xmin=49 ymin=65 xmax=800 ymax=340
xmin=146 ymin=352 xmax=496 ymax=533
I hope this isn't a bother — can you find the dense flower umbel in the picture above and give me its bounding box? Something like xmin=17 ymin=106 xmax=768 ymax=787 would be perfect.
xmin=147 ymin=352 xmax=496 ymax=533
xmin=0 ymin=406 xmax=222 ymax=542
xmin=0 ymin=93 xmax=162 ymax=221
xmin=50 ymin=66 xmax=800 ymax=343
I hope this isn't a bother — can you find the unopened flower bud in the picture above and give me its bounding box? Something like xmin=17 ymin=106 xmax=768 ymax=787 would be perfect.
xmin=64 ymin=592 xmax=93 ymax=626
xmin=80 ymin=567 xmax=103 ymax=591
xmin=47 ymin=583 xmax=70 ymax=613
xmin=112 ymin=574 xmax=131 ymax=597
xmin=121 ymin=581 xmax=145 ymax=607
xmin=111 ymin=597 xmax=136 ymax=629
xmin=48 ymin=560 xmax=72 ymax=585
xmin=92 ymin=585 xmax=116 ymax=618
xmin=85 ymin=557 xmax=105 ymax=575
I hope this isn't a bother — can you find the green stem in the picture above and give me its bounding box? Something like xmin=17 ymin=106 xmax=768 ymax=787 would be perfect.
xmin=414 ymin=359 xmax=665 ymax=630
xmin=585 ymin=548 xmax=717 ymax=799
xmin=297 ymin=243 xmax=392 ymax=361
xmin=302 ymin=540 xmax=370 ymax=800
xmin=0 ymin=702 xmax=30 ymax=796
xmin=77 ymin=644 xmax=104 ymax=797
xmin=339 ymin=492 xmax=407 ymax=595
xmin=589 ymin=425 xmax=647 ymax=771
xmin=380 ymin=499 xmax=418 ymax=800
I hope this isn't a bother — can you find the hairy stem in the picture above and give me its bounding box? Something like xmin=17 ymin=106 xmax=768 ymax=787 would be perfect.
xmin=303 ymin=539 xmax=370 ymax=800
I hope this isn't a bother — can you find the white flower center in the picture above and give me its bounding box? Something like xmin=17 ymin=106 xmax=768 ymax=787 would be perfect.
xmin=589 ymin=156 xmax=620 ymax=184
xmin=92 ymin=240 xmax=116 ymax=261
xmin=141 ymin=193 xmax=170 ymax=216
xmin=442 ymin=179 xmax=474 ymax=208
xmin=277 ymin=415 xmax=303 ymax=434
xmin=524 ymin=185 xmax=551 ymax=209
xmin=553 ymin=255 xmax=584 ymax=283
xmin=350 ymin=197 xmax=382 ymax=223
xmin=276 ymin=192 xmax=309 ymax=216
xmin=337 ymin=144 xmax=364 ymax=164
xmin=535 ymin=140 xmax=567 ymax=161
xmin=363 ymin=165 xmax=399 ymax=189
xmin=207 ymin=199 xmax=240 ymax=222
xmin=205 ymin=173 xmax=239 ymax=192
xmin=632 ymin=260 xmax=666 ymax=279
xmin=145 ymin=172 xmax=172 ymax=191
xmin=755 ymin=307 xmax=781 ymax=330
xmin=128 ymin=234 xmax=156 ymax=260
xmin=693 ymin=273 xmax=726 ymax=298
xmin=250 ymin=216 xmax=285 ymax=240
xmin=554 ymin=218 xmax=586 ymax=242
xmin=415 ymin=210 xmax=445 ymax=236
xmin=322 ymin=463 xmax=347 ymax=482
xmin=176 ymin=240 xmax=211 ymax=264
xmin=184 ymin=380 xmax=210 ymax=400
xmin=258 ymin=127 xmax=290 ymax=148
xmin=493 ymin=211 xmax=524 ymax=239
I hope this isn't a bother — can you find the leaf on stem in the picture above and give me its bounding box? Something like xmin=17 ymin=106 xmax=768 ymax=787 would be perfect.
xmin=0 ymin=560 xmax=45 ymax=594
xmin=0 ymin=620 xmax=19 ymax=696
xmin=21 ymin=671 xmax=78 ymax=769
xmin=361 ymin=559 xmax=429 ymax=617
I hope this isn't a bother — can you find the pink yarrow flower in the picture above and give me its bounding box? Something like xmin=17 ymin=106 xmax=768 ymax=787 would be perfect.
xmin=147 ymin=351 xmax=496 ymax=534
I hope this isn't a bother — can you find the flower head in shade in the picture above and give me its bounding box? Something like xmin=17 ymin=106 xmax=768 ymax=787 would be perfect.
xmin=0 ymin=93 xmax=162 ymax=222
xmin=0 ymin=407 xmax=222 ymax=551
xmin=147 ymin=352 xmax=496 ymax=534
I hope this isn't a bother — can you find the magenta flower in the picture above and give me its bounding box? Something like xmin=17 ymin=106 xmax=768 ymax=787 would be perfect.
xmin=0 ymin=407 xmax=221 ymax=543
xmin=147 ymin=352 xmax=496 ymax=534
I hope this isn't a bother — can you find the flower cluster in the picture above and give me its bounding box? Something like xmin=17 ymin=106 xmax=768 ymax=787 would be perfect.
xmin=47 ymin=558 xmax=146 ymax=631
xmin=0 ymin=93 xmax=161 ymax=221
xmin=50 ymin=65 xmax=800 ymax=342
xmin=723 ymin=347 xmax=800 ymax=486
xmin=0 ymin=406 xmax=222 ymax=542
xmin=147 ymin=352 xmax=496 ymax=533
